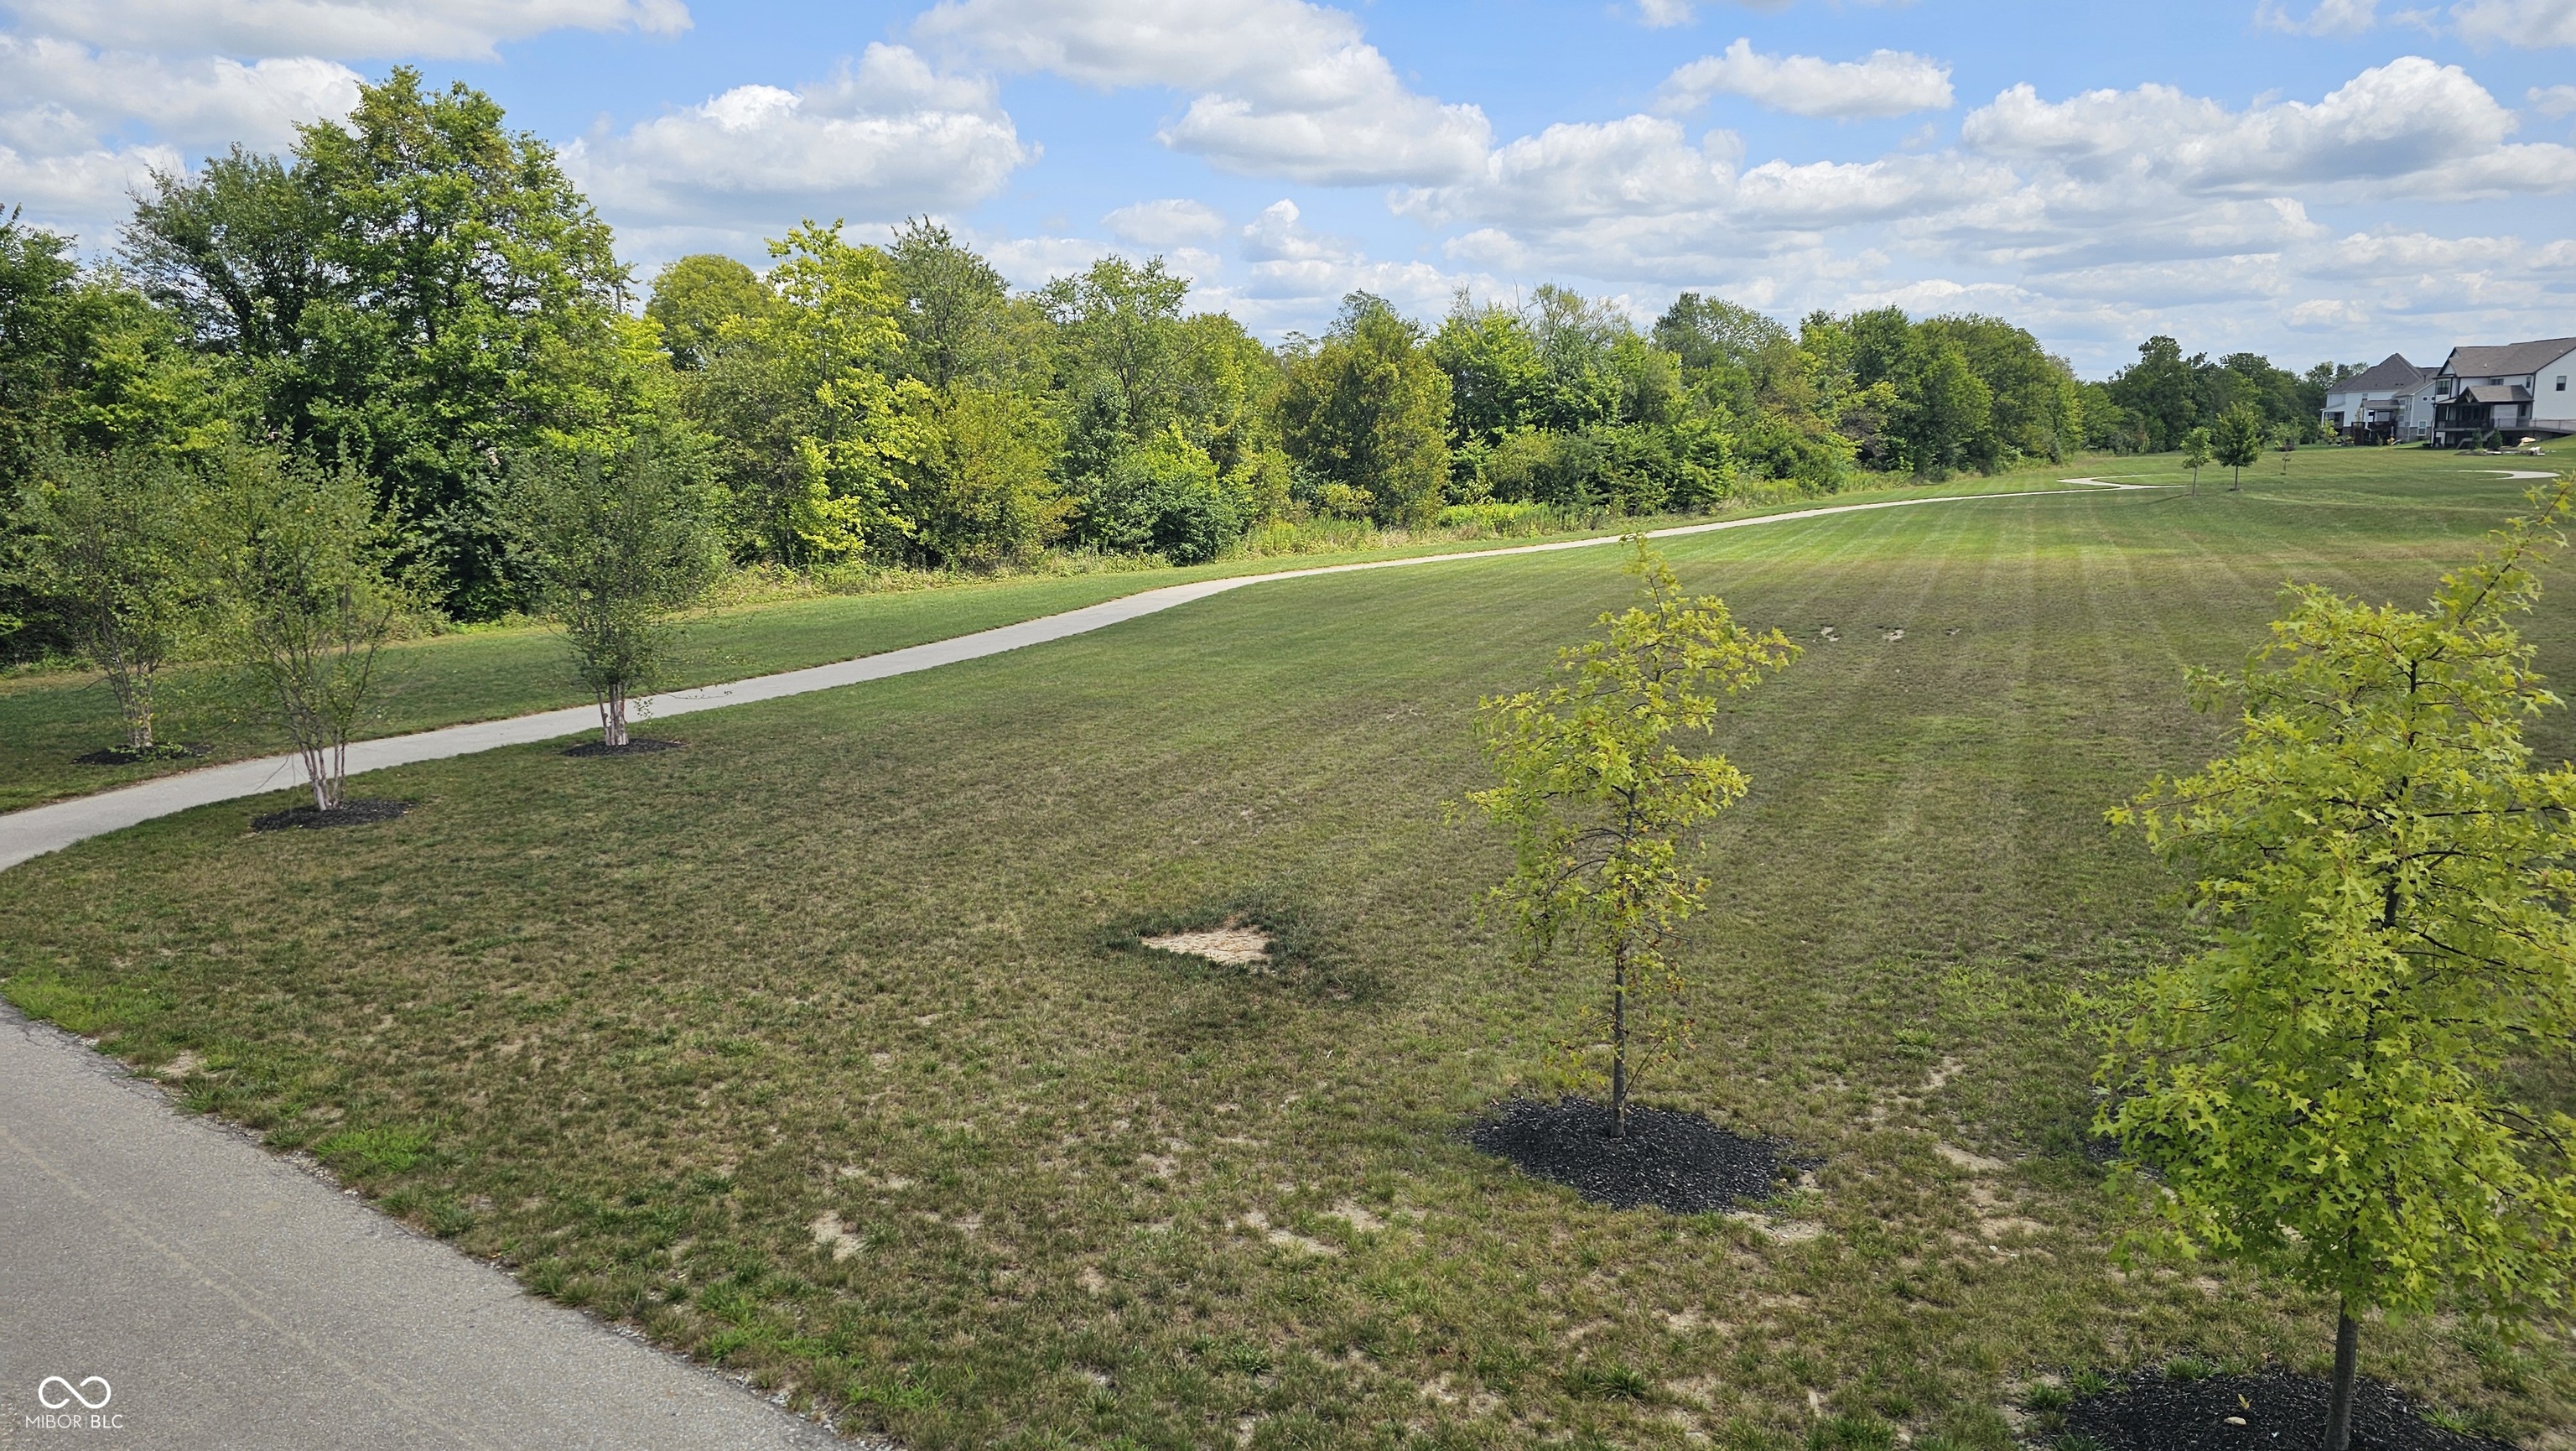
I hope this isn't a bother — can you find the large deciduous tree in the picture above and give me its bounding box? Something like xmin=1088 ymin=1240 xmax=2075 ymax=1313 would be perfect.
xmin=2104 ymin=481 xmax=2576 ymax=1451
xmin=1281 ymin=294 xmax=1452 ymax=528
xmin=4 ymin=206 xmax=228 ymax=660
xmin=1473 ymin=542 xmax=1798 ymax=1135
xmin=645 ymin=254 xmax=776 ymax=372
xmin=122 ymin=69 xmax=636 ymax=616
xmin=886 ymin=217 xmax=1015 ymax=392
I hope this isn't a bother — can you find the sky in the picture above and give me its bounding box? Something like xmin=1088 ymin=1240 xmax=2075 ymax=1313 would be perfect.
xmin=3 ymin=0 xmax=2572 ymax=377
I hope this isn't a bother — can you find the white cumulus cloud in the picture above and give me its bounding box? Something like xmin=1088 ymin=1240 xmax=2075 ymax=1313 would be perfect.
xmin=2287 ymin=297 xmax=2371 ymax=329
xmin=2256 ymin=0 xmax=2379 ymax=34
xmin=2253 ymin=0 xmax=2576 ymax=44
xmin=0 ymin=36 xmax=362 ymax=232
xmin=1659 ymin=39 xmax=1955 ymax=118
xmin=564 ymin=44 xmax=1030 ymax=226
xmin=0 ymin=37 xmax=361 ymax=153
xmin=2453 ymin=0 xmax=2576 ymax=45
xmin=912 ymin=0 xmax=1491 ymax=185
xmin=1 ymin=0 xmax=689 ymax=61
xmin=2316 ymin=228 xmax=2521 ymax=273
xmin=1103 ymin=198 xmax=1227 ymax=246
xmin=1961 ymin=56 xmax=2573 ymax=199
xmin=0 ymin=141 xmax=182 ymax=221
xmin=1233 ymin=196 xmax=1475 ymax=320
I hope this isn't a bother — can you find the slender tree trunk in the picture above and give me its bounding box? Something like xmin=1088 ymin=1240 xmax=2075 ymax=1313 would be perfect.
xmin=603 ymin=685 xmax=629 ymax=748
xmin=99 ymin=639 xmax=154 ymax=752
xmin=304 ymin=741 xmax=330 ymax=812
xmin=121 ymin=675 xmax=155 ymax=752
xmin=1609 ymin=936 xmax=1629 ymax=1139
xmin=2325 ymin=1307 xmax=2360 ymax=1451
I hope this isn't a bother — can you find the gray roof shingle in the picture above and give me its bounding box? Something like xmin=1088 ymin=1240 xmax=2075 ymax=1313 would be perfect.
xmin=2444 ymin=337 xmax=2576 ymax=378
xmin=2338 ymin=353 xmax=2427 ymax=393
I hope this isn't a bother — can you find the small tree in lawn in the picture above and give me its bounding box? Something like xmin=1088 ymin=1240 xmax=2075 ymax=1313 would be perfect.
xmin=1472 ymin=541 xmax=1799 ymax=1136
xmin=2180 ymin=426 xmax=2211 ymax=497
xmin=504 ymin=433 xmax=725 ymax=749
xmin=10 ymin=448 xmax=200 ymax=756
xmin=197 ymin=445 xmax=408 ymax=813
xmin=2210 ymin=404 xmax=2264 ymax=491
xmin=2102 ymin=478 xmax=2576 ymax=1451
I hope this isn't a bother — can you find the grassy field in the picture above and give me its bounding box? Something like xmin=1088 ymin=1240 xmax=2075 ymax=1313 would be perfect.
xmin=0 ymin=462 xmax=2113 ymax=814
xmin=5 ymin=447 xmax=2573 ymax=1450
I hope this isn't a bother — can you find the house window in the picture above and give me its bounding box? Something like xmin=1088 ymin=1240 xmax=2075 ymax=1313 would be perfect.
xmin=2558 ymin=375 xmax=2568 ymax=393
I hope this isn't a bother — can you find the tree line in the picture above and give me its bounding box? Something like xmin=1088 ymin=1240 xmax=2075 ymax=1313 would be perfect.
xmin=2085 ymin=335 xmax=2354 ymax=455
xmin=5 ymin=65 xmax=2353 ymax=661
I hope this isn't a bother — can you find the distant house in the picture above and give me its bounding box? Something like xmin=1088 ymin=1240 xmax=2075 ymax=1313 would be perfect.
xmin=2404 ymin=372 xmax=2444 ymax=441
xmin=2430 ymin=336 xmax=2576 ymax=447
xmin=2319 ymin=354 xmax=2430 ymax=443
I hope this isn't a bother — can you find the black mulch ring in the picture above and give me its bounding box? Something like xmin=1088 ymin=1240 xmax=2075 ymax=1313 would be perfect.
xmin=2065 ymin=1367 xmax=2513 ymax=1451
xmin=1468 ymin=1096 xmax=1799 ymax=1214
xmin=75 ymin=743 xmax=205 ymax=765
xmin=251 ymin=799 xmax=412 ymax=832
xmin=563 ymin=738 xmax=683 ymax=757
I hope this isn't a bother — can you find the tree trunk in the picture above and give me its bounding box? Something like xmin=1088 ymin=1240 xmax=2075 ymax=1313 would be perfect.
xmin=603 ymin=685 xmax=629 ymax=748
xmin=1609 ymin=937 xmax=1629 ymax=1139
xmin=104 ymin=653 xmax=153 ymax=752
xmin=2325 ymin=1307 xmax=2360 ymax=1451
xmin=304 ymin=741 xmax=332 ymax=812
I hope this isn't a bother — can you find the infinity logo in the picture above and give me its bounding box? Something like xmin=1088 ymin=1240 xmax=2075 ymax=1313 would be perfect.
xmin=37 ymin=1376 xmax=112 ymax=1410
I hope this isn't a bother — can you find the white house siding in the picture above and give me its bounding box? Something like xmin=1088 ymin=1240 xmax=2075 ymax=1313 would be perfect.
xmin=2536 ymin=346 xmax=2576 ymax=436
xmin=2403 ymin=378 xmax=2440 ymax=440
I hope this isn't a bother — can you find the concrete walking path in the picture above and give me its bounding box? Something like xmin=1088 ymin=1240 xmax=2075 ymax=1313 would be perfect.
xmin=0 ymin=485 xmax=2117 ymax=875
xmin=0 ymin=1006 xmax=850 ymax=1448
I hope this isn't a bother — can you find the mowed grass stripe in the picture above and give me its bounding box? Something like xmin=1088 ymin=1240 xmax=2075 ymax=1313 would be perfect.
xmin=3 ymin=457 xmax=2570 ymax=1449
xmin=0 ymin=466 xmax=2109 ymax=815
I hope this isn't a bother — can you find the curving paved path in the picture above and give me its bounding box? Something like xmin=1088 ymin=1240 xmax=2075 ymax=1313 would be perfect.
xmin=0 ymin=1006 xmax=857 ymax=1449
xmin=0 ymin=480 xmax=2138 ymax=1448
xmin=0 ymin=485 xmax=2121 ymax=875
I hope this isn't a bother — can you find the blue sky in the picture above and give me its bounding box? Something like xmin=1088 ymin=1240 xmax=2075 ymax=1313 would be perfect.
xmin=3 ymin=0 xmax=2571 ymax=375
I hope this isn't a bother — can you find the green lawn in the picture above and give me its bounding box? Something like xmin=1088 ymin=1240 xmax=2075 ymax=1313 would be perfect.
xmin=0 ymin=465 xmax=2079 ymax=815
xmin=5 ymin=447 xmax=2571 ymax=1450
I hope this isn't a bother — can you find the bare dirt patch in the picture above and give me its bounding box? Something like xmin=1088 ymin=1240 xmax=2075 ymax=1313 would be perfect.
xmin=808 ymin=1211 xmax=864 ymax=1261
xmin=1140 ymin=921 xmax=1272 ymax=965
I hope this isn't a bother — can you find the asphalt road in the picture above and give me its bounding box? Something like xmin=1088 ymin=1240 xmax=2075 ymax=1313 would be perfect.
xmin=0 ymin=1006 xmax=852 ymax=1449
